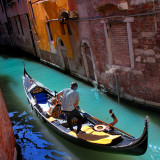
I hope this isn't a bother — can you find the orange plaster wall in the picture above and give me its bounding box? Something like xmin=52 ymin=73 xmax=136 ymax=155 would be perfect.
xmin=55 ymin=0 xmax=69 ymax=11
xmin=28 ymin=0 xmax=74 ymax=58
xmin=31 ymin=2 xmax=50 ymax=52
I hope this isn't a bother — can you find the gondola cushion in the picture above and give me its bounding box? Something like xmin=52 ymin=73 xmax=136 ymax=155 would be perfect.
xmin=33 ymin=92 xmax=49 ymax=104
xmin=69 ymin=125 xmax=121 ymax=145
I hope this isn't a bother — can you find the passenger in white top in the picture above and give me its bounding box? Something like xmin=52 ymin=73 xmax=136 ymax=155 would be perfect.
xmin=57 ymin=82 xmax=84 ymax=134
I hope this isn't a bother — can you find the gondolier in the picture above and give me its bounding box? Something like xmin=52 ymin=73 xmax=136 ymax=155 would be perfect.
xmin=57 ymin=82 xmax=84 ymax=134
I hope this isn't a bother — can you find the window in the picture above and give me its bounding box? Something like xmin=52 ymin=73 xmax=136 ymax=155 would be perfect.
xmin=18 ymin=15 xmax=24 ymax=35
xmin=14 ymin=16 xmax=20 ymax=34
xmin=106 ymin=22 xmax=131 ymax=67
xmin=60 ymin=23 xmax=65 ymax=35
xmin=67 ymin=23 xmax=72 ymax=35
xmin=6 ymin=19 xmax=13 ymax=35
xmin=46 ymin=22 xmax=53 ymax=41
xmin=46 ymin=22 xmax=55 ymax=53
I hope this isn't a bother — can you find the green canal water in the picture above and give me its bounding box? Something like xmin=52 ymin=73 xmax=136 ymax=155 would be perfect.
xmin=0 ymin=53 xmax=160 ymax=160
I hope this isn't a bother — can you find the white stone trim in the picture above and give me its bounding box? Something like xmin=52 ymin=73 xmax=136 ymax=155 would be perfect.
xmin=101 ymin=20 xmax=113 ymax=65
xmin=124 ymin=17 xmax=134 ymax=23
xmin=126 ymin=21 xmax=135 ymax=68
xmin=81 ymin=40 xmax=98 ymax=83
xmin=102 ymin=18 xmax=135 ymax=68
xmin=57 ymin=37 xmax=65 ymax=69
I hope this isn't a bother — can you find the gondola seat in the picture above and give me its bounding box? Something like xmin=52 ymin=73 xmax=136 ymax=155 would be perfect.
xmin=33 ymin=92 xmax=49 ymax=104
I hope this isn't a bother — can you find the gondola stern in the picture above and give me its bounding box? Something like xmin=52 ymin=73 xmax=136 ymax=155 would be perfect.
xmin=130 ymin=116 xmax=149 ymax=155
xmin=114 ymin=116 xmax=149 ymax=156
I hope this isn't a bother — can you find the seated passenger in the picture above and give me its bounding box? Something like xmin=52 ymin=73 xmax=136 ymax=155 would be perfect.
xmin=49 ymin=98 xmax=58 ymax=114
xmin=49 ymin=98 xmax=62 ymax=118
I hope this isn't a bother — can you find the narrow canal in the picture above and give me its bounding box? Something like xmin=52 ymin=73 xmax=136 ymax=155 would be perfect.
xmin=0 ymin=52 xmax=160 ymax=160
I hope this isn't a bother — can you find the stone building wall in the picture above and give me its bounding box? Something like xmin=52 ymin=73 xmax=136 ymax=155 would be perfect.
xmin=75 ymin=0 xmax=160 ymax=107
xmin=0 ymin=0 xmax=37 ymax=56
xmin=0 ymin=0 xmax=160 ymax=108
xmin=0 ymin=90 xmax=17 ymax=160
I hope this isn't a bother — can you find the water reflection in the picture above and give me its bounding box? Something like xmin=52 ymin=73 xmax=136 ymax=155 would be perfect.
xmin=9 ymin=111 xmax=71 ymax=160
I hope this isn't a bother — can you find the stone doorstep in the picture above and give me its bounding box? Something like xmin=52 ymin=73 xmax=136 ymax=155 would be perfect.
xmin=106 ymin=64 xmax=131 ymax=72
xmin=133 ymin=97 xmax=145 ymax=103
xmin=123 ymin=93 xmax=134 ymax=101
xmin=40 ymin=59 xmax=65 ymax=71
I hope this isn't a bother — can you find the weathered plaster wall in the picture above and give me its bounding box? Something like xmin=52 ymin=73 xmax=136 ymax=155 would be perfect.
xmin=28 ymin=0 xmax=86 ymax=77
xmin=0 ymin=0 xmax=37 ymax=56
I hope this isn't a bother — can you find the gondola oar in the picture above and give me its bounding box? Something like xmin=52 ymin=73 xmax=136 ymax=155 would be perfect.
xmin=78 ymin=108 xmax=135 ymax=138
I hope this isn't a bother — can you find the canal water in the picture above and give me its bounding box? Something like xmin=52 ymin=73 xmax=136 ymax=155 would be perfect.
xmin=0 ymin=52 xmax=160 ymax=160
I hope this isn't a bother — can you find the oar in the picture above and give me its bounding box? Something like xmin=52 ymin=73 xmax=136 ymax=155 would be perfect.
xmin=78 ymin=109 xmax=134 ymax=138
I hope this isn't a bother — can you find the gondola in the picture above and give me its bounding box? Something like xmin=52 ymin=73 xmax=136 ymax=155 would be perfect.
xmin=23 ymin=66 xmax=149 ymax=156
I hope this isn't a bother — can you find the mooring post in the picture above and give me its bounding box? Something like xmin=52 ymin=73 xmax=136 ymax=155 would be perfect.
xmin=115 ymin=72 xmax=120 ymax=103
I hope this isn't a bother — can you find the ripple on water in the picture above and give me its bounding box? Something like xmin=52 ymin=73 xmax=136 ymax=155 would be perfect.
xmin=9 ymin=111 xmax=71 ymax=160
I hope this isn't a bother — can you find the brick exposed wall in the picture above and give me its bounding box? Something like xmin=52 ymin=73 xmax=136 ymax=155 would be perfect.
xmin=0 ymin=90 xmax=16 ymax=160
xmin=109 ymin=22 xmax=130 ymax=67
xmin=76 ymin=0 xmax=160 ymax=106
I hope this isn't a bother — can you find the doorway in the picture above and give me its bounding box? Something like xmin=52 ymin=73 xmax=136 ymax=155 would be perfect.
xmin=81 ymin=42 xmax=96 ymax=81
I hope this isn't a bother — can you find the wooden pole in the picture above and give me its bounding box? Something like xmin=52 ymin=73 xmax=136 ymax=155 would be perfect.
xmin=79 ymin=109 xmax=134 ymax=138
xmin=115 ymin=72 xmax=120 ymax=103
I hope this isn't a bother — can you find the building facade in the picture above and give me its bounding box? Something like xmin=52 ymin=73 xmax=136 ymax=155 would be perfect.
xmin=74 ymin=0 xmax=160 ymax=108
xmin=0 ymin=0 xmax=160 ymax=108
xmin=0 ymin=0 xmax=37 ymax=56
xmin=27 ymin=0 xmax=86 ymax=77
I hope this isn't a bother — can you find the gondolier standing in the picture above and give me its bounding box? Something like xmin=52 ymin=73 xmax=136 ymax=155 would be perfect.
xmin=57 ymin=82 xmax=84 ymax=134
